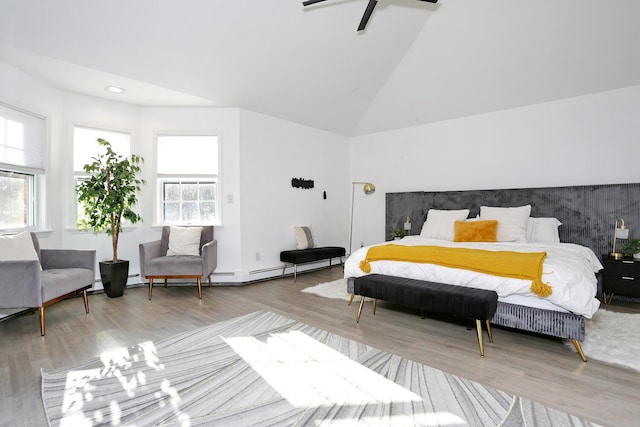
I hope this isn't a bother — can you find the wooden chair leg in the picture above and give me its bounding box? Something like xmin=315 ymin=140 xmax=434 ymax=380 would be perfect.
xmin=197 ymin=278 xmax=202 ymax=299
xmin=148 ymin=278 xmax=154 ymax=300
xmin=39 ymin=306 xmax=45 ymax=336
xmin=83 ymin=289 xmax=90 ymax=313
xmin=164 ymin=278 xmax=168 ymax=288
xmin=208 ymin=274 xmax=212 ymax=287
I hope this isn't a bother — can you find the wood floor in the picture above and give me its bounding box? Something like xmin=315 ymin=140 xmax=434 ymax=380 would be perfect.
xmin=1 ymin=267 xmax=639 ymax=427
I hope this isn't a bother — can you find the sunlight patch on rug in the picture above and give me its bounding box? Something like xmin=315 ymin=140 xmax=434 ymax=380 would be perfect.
xmin=223 ymin=330 xmax=423 ymax=408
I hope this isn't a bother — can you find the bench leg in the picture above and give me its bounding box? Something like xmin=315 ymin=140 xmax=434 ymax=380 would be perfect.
xmin=486 ymin=320 xmax=493 ymax=343
xmin=476 ymin=319 xmax=485 ymax=357
xmin=571 ymin=339 xmax=587 ymax=362
xmin=372 ymin=298 xmax=377 ymax=315
xmin=294 ymin=265 xmax=298 ymax=282
xmin=356 ymin=296 xmax=366 ymax=323
xmin=348 ymin=293 xmax=355 ymax=305
xmin=281 ymin=263 xmax=288 ymax=278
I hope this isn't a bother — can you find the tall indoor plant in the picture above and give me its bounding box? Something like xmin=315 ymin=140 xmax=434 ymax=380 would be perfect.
xmin=76 ymin=138 xmax=145 ymax=297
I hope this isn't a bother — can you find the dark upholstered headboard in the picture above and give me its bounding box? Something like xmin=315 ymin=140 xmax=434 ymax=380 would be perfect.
xmin=386 ymin=183 xmax=640 ymax=258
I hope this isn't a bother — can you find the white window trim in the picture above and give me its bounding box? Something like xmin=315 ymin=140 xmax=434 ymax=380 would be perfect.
xmin=0 ymin=99 xmax=48 ymax=232
xmin=153 ymin=131 xmax=222 ymax=226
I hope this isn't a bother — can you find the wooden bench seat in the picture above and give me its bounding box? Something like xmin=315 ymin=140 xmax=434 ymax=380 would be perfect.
xmin=353 ymin=274 xmax=498 ymax=357
xmin=280 ymin=246 xmax=345 ymax=281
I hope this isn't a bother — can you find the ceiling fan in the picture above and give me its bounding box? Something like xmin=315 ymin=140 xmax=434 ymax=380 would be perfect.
xmin=302 ymin=0 xmax=439 ymax=32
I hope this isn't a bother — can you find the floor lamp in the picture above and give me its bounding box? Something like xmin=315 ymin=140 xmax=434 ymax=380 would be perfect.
xmin=349 ymin=181 xmax=375 ymax=255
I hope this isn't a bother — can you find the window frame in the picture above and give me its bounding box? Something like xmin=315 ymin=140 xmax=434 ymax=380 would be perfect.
xmin=0 ymin=168 xmax=36 ymax=231
xmin=154 ymin=132 xmax=221 ymax=226
xmin=0 ymin=101 xmax=46 ymax=232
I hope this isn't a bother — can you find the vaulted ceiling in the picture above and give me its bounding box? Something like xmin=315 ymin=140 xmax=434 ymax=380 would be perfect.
xmin=1 ymin=0 xmax=638 ymax=136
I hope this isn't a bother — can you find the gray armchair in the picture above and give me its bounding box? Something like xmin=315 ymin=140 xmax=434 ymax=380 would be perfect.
xmin=139 ymin=226 xmax=217 ymax=300
xmin=0 ymin=233 xmax=96 ymax=335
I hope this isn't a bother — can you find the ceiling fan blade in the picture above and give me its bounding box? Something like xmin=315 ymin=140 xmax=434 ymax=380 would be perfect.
xmin=357 ymin=0 xmax=378 ymax=31
xmin=302 ymin=0 xmax=328 ymax=6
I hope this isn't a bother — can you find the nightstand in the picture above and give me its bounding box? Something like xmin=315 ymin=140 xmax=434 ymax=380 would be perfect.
xmin=602 ymin=255 xmax=640 ymax=304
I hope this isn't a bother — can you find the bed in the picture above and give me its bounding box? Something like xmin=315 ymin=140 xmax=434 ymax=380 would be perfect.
xmin=344 ymin=183 xmax=640 ymax=361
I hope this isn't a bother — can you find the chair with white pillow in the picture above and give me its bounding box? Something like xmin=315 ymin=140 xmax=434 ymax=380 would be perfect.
xmin=138 ymin=226 xmax=217 ymax=300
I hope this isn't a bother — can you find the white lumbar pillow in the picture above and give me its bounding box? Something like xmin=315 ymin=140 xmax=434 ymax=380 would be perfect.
xmin=167 ymin=226 xmax=202 ymax=256
xmin=0 ymin=231 xmax=41 ymax=269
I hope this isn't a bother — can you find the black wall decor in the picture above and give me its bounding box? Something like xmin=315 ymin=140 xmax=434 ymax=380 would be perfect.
xmin=291 ymin=177 xmax=314 ymax=189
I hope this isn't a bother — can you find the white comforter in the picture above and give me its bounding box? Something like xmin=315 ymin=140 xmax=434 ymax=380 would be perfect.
xmin=344 ymin=236 xmax=602 ymax=318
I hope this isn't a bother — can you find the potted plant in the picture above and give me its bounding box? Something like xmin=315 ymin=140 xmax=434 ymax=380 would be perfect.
xmin=76 ymin=138 xmax=145 ymax=297
xmin=621 ymin=238 xmax=640 ymax=259
xmin=390 ymin=228 xmax=405 ymax=240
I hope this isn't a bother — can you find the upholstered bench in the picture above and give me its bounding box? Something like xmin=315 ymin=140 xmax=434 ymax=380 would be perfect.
xmin=280 ymin=246 xmax=346 ymax=281
xmin=353 ymin=274 xmax=498 ymax=357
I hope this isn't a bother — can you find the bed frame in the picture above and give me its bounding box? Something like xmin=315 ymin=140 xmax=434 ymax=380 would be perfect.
xmin=382 ymin=183 xmax=640 ymax=361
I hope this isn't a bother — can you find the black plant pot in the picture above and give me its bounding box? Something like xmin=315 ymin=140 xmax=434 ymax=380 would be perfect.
xmin=99 ymin=260 xmax=129 ymax=298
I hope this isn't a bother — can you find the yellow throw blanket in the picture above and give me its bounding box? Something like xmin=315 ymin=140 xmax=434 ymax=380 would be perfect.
xmin=359 ymin=244 xmax=552 ymax=297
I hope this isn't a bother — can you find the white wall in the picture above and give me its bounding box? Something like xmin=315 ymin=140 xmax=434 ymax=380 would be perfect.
xmin=349 ymin=85 xmax=640 ymax=246
xmin=238 ymin=110 xmax=349 ymax=281
xmin=0 ymin=59 xmax=351 ymax=286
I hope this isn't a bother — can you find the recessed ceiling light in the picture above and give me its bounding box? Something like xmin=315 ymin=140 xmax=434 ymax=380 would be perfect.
xmin=105 ymin=85 xmax=125 ymax=94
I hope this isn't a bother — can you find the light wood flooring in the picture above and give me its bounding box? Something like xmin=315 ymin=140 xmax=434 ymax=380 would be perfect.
xmin=1 ymin=267 xmax=639 ymax=427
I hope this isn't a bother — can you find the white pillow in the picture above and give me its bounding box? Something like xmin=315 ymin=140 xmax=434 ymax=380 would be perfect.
xmin=480 ymin=205 xmax=532 ymax=242
xmin=167 ymin=226 xmax=202 ymax=256
xmin=0 ymin=231 xmax=41 ymax=269
xmin=527 ymin=217 xmax=562 ymax=243
xmin=420 ymin=209 xmax=471 ymax=241
xmin=294 ymin=226 xmax=315 ymax=250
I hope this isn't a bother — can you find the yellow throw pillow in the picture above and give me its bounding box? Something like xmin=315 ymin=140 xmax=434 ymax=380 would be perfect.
xmin=454 ymin=220 xmax=498 ymax=242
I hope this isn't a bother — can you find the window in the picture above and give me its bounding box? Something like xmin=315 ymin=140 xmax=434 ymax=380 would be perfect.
xmin=73 ymin=126 xmax=131 ymax=224
xmin=0 ymin=102 xmax=45 ymax=231
xmin=157 ymin=134 xmax=219 ymax=224
xmin=0 ymin=170 xmax=35 ymax=229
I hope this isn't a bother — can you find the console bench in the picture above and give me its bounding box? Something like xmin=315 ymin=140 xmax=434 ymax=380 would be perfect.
xmin=280 ymin=246 xmax=346 ymax=281
xmin=353 ymin=274 xmax=498 ymax=357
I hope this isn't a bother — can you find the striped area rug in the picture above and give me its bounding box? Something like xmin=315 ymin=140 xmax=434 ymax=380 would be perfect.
xmin=41 ymin=311 xmax=599 ymax=426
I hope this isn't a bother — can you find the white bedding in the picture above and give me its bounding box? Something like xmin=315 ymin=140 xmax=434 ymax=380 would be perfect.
xmin=344 ymin=236 xmax=602 ymax=318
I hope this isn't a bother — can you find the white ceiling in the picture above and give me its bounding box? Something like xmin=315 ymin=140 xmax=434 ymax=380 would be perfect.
xmin=1 ymin=0 xmax=638 ymax=136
